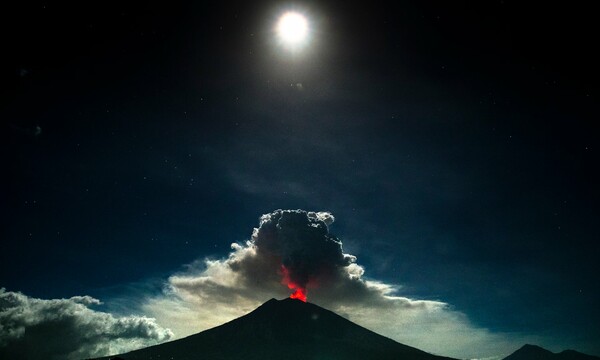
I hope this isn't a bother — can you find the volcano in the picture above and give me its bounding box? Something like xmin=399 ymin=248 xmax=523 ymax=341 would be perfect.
xmin=97 ymin=298 xmax=456 ymax=360
xmin=502 ymin=344 xmax=600 ymax=360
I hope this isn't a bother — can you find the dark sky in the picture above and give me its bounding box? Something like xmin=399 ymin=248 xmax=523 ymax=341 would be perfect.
xmin=2 ymin=1 xmax=599 ymax=357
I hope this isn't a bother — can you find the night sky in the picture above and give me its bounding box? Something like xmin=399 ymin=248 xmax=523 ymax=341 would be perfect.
xmin=1 ymin=2 xmax=598 ymax=359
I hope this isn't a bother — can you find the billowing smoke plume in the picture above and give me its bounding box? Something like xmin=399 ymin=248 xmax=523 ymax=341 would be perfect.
xmin=144 ymin=209 xmax=531 ymax=358
xmin=160 ymin=209 xmax=433 ymax=308
xmin=252 ymin=210 xmax=356 ymax=301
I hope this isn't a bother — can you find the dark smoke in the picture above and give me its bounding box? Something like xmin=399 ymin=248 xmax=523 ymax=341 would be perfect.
xmin=251 ymin=210 xmax=356 ymax=294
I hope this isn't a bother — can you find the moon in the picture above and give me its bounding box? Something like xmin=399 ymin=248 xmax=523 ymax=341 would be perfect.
xmin=277 ymin=12 xmax=308 ymax=49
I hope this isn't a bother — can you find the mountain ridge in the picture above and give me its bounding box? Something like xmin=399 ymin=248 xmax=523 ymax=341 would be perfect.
xmin=502 ymin=344 xmax=600 ymax=360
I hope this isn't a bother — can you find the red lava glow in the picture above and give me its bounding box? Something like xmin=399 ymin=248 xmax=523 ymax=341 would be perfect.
xmin=281 ymin=265 xmax=307 ymax=302
xmin=289 ymin=287 xmax=307 ymax=302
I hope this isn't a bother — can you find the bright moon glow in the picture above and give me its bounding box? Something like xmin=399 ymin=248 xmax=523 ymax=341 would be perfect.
xmin=277 ymin=12 xmax=308 ymax=48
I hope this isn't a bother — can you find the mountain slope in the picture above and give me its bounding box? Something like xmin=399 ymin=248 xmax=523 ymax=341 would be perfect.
xmin=98 ymin=298 xmax=456 ymax=360
xmin=503 ymin=344 xmax=600 ymax=360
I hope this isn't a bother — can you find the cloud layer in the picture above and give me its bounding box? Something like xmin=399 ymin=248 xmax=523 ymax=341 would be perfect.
xmin=144 ymin=209 xmax=534 ymax=358
xmin=0 ymin=288 xmax=173 ymax=360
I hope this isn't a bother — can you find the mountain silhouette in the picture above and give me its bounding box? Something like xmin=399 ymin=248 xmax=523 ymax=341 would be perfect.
xmin=96 ymin=298 xmax=456 ymax=360
xmin=503 ymin=344 xmax=600 ymax=360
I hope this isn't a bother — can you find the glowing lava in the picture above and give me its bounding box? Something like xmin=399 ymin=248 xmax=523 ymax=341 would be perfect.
xmin=281 ymin=265 xmax=307 ymax=302
xmin=289 ymin=287 xmax=307 ymax=302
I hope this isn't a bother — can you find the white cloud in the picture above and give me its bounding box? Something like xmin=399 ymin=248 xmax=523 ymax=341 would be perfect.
xmin=0 ymin=288 xmax=173 ymax=360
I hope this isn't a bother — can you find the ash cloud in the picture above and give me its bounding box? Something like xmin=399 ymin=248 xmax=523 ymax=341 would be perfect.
xmin=0 ymin=288 xmax=173 ymax=360
xmin=252 ymin=210 xmax=355 ymax=294
xmin=163 ymin=209 xmax=427 ymax=308
xmin=144 ymin=209 xmax=532 ymax=358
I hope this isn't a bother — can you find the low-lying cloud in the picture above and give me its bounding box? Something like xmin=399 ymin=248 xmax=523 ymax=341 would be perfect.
xmin=0 ymin=288 xmax=173 ymax=360
xmin=144 ymin=209 xmax=534 ymax=358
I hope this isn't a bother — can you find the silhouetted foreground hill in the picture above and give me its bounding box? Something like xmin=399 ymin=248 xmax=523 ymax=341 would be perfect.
xmin=503 ymin=344 xmax=600 ymax=360
xmin=97 ymin=298 xmax=456 ymax=360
